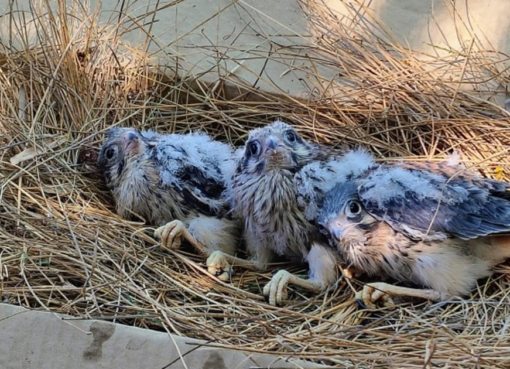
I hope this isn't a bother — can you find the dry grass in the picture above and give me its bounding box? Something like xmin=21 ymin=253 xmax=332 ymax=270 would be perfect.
xmin=2 ymin=0 xmax=510 ymax=367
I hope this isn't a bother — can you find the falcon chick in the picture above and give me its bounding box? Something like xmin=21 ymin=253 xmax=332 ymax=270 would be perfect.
xmin=98 ymin=127 xmax=239 ymax=258
xmin=207 ymin=120 xmax=362 ymax=305
xmin=318 ymin=151 xmax=510 ymax=308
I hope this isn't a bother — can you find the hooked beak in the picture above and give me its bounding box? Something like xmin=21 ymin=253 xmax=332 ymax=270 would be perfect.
xmin=121 ymin=130 xmax=139 ymax=152
xmin=326 ymin=221 xmax=345 ymax=242
xmin=262 ymin=136 xmax=288 ymax=158
xmin=267 ymin=137 xmax=277 ymax=150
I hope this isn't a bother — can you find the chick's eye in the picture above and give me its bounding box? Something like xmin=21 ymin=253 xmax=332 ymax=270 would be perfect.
xmin=319 ymin=224 xmax=329 ymax=236
xmin=248 ymin=141 xmax=261 ymax=156
xmin=284 ymin=130 xmax=297 ymax=143
xmin=347 ymin=200 xmax=362 ymax=216
xmin=105 ymin=148 xmax=115 ymax=160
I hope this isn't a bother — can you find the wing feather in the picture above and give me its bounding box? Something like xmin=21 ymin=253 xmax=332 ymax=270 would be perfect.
xmin=146 ymin=131 xmax=234 ymax=217
xmin=358 ymin=161 xmax=510 ymax=241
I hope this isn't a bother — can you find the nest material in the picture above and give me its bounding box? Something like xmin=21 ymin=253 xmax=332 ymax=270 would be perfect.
xmin=1 ymin=0 xmax=510 ymax=367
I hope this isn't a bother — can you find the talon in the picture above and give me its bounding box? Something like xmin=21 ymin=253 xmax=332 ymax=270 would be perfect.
xmin=206 ymin=251 xmax=233 ymax=281
xmin=380 ymin=294 xmax=395 ymax=308
xmin=263 ymin=270 xmax=290 ymax=306
xmin=354 ymin=294 xmax=367 ymax=309
xmin=214 ymin=267 xmax=233 ymax=279
xmin=355 ymin=289 xmax=376 ymax=310
xmin=154 ymin=220 xmax=186 ymax=250
xmin=355 ymin=283 xmax=396 ymax=310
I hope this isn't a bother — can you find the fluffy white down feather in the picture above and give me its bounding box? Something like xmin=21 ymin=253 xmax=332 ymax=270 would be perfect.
xmin=296 ymin=148 xmax=374 ymax=220
xmin=144 ymin=131 xmax=237 ymax=189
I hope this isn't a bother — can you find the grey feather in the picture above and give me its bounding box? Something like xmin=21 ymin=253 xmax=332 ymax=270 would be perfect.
xmin=98 ymin=127 xmax=237 ymax=225
xmin=358 ymin=162 xmax=510 ymax=241
xmin=317 ymin=159 xmax=510 ymax=298
xmin=296 ymin=148 xmax=374 ymax=221
xmin=318 ymin=154 xmax=510 ymax=242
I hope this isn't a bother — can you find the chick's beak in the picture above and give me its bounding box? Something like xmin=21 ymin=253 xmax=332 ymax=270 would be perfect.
xmin=262 ymin=136 xmax=287 ymax=158
xmin=326 ymin=220 xmax=345 ymax=242
xmin=267 ymin=137 xmax=277 ymax=150
xmin=121 ymin=130 xmax=140 ymax=153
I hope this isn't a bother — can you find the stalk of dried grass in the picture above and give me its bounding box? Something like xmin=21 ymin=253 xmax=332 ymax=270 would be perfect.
xmin=1 ymin=0 xmax=510 ymax=367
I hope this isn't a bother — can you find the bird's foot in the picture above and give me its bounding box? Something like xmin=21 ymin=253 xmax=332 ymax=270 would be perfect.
xmin=355 ymin=282 xmax=395 ymax=309
xmin=154 ymin=220 xmax=208 ymax=256
xmin=263 ymin=270 xmax=322 ymax=306
xmin=154 ymin=220 xmax=186 ymax=250
xmin=355 ymin=282 xmax=446 ymax=309
xmin=263 ymin=270 xmax=291 ymax=306
xmin=206 ymin=251 xmax=233 ymax=281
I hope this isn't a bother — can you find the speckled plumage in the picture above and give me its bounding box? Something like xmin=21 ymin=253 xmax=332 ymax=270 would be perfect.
xmin=229 ymin=121 xmax=346 ymax=258
xmin=98 ymin=127 xmax=240 ymax=256
xmin=318 ymin=151 xmax=510 ymax=307
xmin=208 ymin=120 xmax=360 ymax=305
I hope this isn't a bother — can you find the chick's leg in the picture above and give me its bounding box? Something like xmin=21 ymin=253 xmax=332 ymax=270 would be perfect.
xmin=155 ymin=216 xmax=239 ymax=258
xmin=358 ymin=248 xmax=484 ymax=309
xmin=207 ymin=228 xmax=274 ymax=281
xmin=357 ymin=282 xmax=446 ymax=309
xmin=263 ymin=270 xmax=323 ymax=306
xmin=263 ymin=243 xmax=338 ymax=306
xmin=207 ymin=251 xmax=260 ymax=281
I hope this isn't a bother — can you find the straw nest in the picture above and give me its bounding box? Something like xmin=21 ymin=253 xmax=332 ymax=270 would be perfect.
xmin=2 ymin=0 xmax=510 ymax=367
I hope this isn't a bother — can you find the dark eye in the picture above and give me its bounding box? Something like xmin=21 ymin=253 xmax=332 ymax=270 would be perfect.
xmin=284 ymin=130 xmax=297 ymax=143
xmin=105 ymin=148 xmax=115 ymax=160
xmin=319 ymin=224 xmax=329 ymax=236
xmin=248 ymin=141 xmax=261 ymax=156
xmin=346 ymin=200 xmax=362 ymax=217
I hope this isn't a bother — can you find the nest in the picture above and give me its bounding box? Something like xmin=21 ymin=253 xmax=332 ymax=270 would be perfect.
xmin=2 ymin=0 xmax=510 ymax=367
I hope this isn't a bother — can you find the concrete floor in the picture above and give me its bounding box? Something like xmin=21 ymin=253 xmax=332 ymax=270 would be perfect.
xmin=0 ymin=303 xmax=327 ymax=369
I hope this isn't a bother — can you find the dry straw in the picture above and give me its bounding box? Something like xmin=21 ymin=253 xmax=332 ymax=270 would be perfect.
xmin=1 ymin=0 xmax=510 ymax=367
